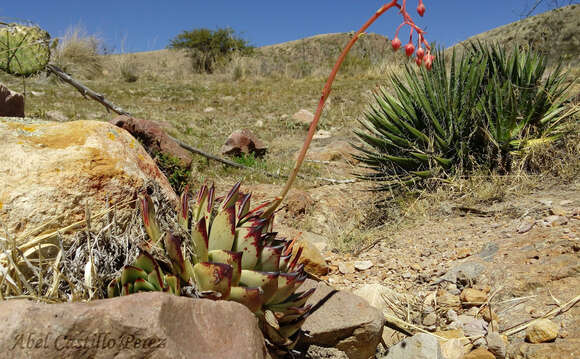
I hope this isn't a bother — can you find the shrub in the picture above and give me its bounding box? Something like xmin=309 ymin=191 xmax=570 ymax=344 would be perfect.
xmin=354 ymin=42 xmax=576 ymax=191
xmin=167 ymin=27 xmax=254 ymax=73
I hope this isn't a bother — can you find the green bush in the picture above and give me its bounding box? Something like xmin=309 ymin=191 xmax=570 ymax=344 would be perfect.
xmin=167 ymin=27 xmax=254 ymax=73
xmin=354 ymin=42 xmax=575 ymax=191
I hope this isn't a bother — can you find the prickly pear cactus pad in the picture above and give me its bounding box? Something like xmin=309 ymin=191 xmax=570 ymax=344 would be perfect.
xmin=0 ymin=24 xmax=51 ymax=76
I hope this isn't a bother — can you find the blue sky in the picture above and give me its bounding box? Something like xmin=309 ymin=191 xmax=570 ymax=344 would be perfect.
xmin=0 ymin=1 xmax=568 ymax=53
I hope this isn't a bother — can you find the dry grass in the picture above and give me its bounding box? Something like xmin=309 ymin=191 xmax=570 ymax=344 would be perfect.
xmin=51 ymin=25 xmax=104 ymax=80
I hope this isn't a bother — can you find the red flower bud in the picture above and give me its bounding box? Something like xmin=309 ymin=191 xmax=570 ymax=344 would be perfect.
xmin=391 ymin=37 xmax=401 ymax=51
xmin=417 ymin=3 xmax=426 ymax=17
xmin=415 ymin=56 xmax=422 ymax=67
xmin=416 ymin=47 xmax=425 ymax=59
xmin=404 ymin=43 xmax=415 ymax=57
xmin=424 ymin=54 xmax=434 ymax=70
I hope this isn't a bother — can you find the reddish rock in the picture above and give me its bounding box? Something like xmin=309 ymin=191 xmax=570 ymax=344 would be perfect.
xmin=0 ymin=292 xmax=267 ymax=359
xmin=221 ymin=129 xmax=267 ymax=158
xmin=110 ymin=115 xmax=192 ymax=168
xmin=0 ymin=83 xmax=24 ymax=117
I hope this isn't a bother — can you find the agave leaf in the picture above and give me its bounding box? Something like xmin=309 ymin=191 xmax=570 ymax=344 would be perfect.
xmin=239 ymin=270 xmax=279 ymax=304
xmin=208 ymin=204 xmax=236 ymax=251
xmin=193 ymin=262 xmax=233 ymax=298
xmin=177 ymin=187 xmax=189 ymax=231
xmin=278 ymin=317 xmax=307 ymax=339
xmin=141 ymin=195 xmax=162 ymax=245
xmin=147 ymin=270 xmax=163 ymax=291
xmin=234 ymin=217 xmax=266 ymax=269
xmin=134 ymin=251 xmax=157 ymax=273
xmin=266 ymin=273 xmax=303 ymax=305
xmin=208 ymin=250 xmax=242 ymax=286
xmin=191 ymin=217 xmax=209 ymax=264
xmin=192 ymin=184 xmax=208 ymax=222
xmin=219 ymin=181 xmax=241 ymax=211
xmin=120 ymin=265 xmax=148 ymax=286
xmin=275 ymin=305 xmax=312 ymax=323
xmin=228 ymin=286 xmax=264 ymax=313
xmin=164 ymin=275 xmax=180 ymax=295
xmin=133 ymin=278 xmax=157 ymax=292
xmin=267 ymin=288 xmax=315 ymax=312
xmin=163 ymin=233 xmax=192 ymax=282
xmin=107 ymin=279 xmax=120 ymax=297
xmin=121 ymin=283 xmax=133 ymax=296
xmin=259 ymin=245 xmax=283 ymax=272
xmin=236 ymin=193 xmax=252 ymax=221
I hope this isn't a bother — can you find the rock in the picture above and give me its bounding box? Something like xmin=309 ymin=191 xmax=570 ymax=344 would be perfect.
xmin=464 ymin=347 xmax=496 ymax=359
xmin=440 ymin=338 xmax=465 ymax=359
xmin=543 ymin=215 xmax=568 ymax=227
xmin=380 ymin=333 xmax=442 ymax=359
xmin=307 ymin=345 xmax=349 ymax=358
xmin=45 ymin=110 xmax=69 ymax=122
xmin=292 ymin=109 xmax=314 ymax=127
xmin=0 ymin=118 xmax=177 ymax=237
xmin=221 ymin=128 xmax=267 ymax=158
xmin=481 ymin=307 xmax=499 ymax=323
xmin=517 ymin=220 xmax=534 ymax=234
xmin=508 ymin=339 xmax=580 ymax=359
xmin=313 ymin=130 xmax=332 ymax=140
xmin=460 ymin=288 xmax=488 ymax=306
xmin=301 ymin=280 xmax=384 ymax=359
xmin=110 ymin=115 xmax=193 ymax=168
xmin=456 ymin=247 xmax=473 ymax=259
xmin=486 ymin=332 xmax=506 ymax=359
xmin=440 ymin=261 xmax=485 ymax=286
xmin=0 ymin=83 xmax=24 ymax=117
xmin=221 ymin=95 xmax=235 ymax=102
xmin=203 ymin=107 xmax=215 ymax=113
xmin=422 ymin=312 xmax=437 ymax=326
xmin=353 ymin=284 xmax=407 ymax=347
xmin=437 ymin=290 xmax=461 ymax=309
xmin=525 ymin=318 xmax=559 ymax=343
xmin=462 ymin=318 xmax=488 ymax=347
xmin=354 ymin=260 xmax=373 ymax=271
xmin=477 ymin=242 xmax=499 ymax=261
xmin=446 ymin=309 xmax=459 ymax=323
xmin=0 ymin=292 xmax=267 ymax=359
xmin=293 ymin=236 xmax=329 ymax=276
xmin=308 ymin=141 xmax=356 ymax=164
xmin=338 ymin=262 xmax=355 ymax=274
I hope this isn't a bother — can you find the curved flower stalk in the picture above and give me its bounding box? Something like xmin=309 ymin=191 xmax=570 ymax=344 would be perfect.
xmin=264 ymin=0 xmax=433 ymax=218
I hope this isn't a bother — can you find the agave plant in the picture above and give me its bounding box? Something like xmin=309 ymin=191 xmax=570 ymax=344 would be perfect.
xmin=354 ymin=42 xmax=576 ymax=190
xmin=108 ymin=182 xmax=314 ymax=353
xmin=0 ymin=23 xmax=51 ymax=76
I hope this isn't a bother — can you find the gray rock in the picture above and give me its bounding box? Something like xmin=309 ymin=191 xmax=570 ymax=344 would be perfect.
xmin=354 ymin=260 xmax=373 ymax=271
xmin=301 ymin=280 xmax=384 ymax=359
xmin=0 ymin=292 xmax=267 ymax=359
xmin=440 ymin=261 xmax=485 ymax=285
xmin=477 ymin=242 xmax=499 ymax=261
xmin=486 ymin=332 xmax=506 ymax=359
xmin=380 ymin=333 xmax=443 ymax=359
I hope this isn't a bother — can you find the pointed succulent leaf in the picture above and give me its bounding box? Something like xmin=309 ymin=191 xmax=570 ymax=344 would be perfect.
xmin=163 ymin=233 xmax=191 ymax=282
xmin=259 ymin=245 xmax=283 ymax=272
xmin=278 ymin=254 xmax=292 ymax=273
xmin=275 ymin=305 xmax=312 ymax=323
xmin=228 ymin=286 xmax=264 ymax=313
xmin=121 ymin=283 xmax=132 ymax=296
xmin=278 ymin=317 xmax=307 ymax=339
xmin=177 ymin=187 xmax=189 ymax=231
xmin=219 ymin=181 xmax=241 ymax=211
xmin=267 ymin=288 xmax=315 ymax=312
xmin=234 ymin=217 xmax=267 ymax=269
xmin=133 ymin=278 xmax=157 ymax=292
xmin=133 ymin=251 xmax=158 ymax=273
xmin=121 ymin=265 xmax=148 ymax=286
xmin=208 ymin=250 xmax=242 ymax=286
xmin=192 ymin=184 xmax=208 ymax=222
xmin=141 ymin=195 xmax=162 ymax=244
xmin=208 ymin=204 xmax=236 ymax=251
xmin=107 ymin=278 xmax=120 ymax=298
xmin=266 ymin=273 xmax=305 ymax=305
xmin=164 ymin=275 xmax=180 ymax=295
xmin=239 ymin=269 xmax=279 ymax=304
xmin=236 ymin=193 xmax=252 ymax=221
xmin=191 ymin=217 xmax=209 ymax=264
xmin=193 ymin=262 xmax=233 ymax=298
xmin=147 ymin=270 xmax=163 ymax=291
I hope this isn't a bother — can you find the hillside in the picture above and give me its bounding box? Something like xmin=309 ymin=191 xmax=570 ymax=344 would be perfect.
xmin=453 ymin=4 xmax=580 ymax=63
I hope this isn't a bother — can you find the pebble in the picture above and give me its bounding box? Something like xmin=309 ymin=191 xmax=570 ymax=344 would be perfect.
xmin=460 ymin=288 xmax=488 ymax=305
xmin=422 ymin=312 xmax=437 ymax=326
xmin=525 ymin=318 xmax=559 ymax=343
xmin=486 ymin=332 xmax=506 ymax=359
xmin=354 ymin=260 xmax=373 ymax=271
xmin=464 ymin=347 xmax=496 ymax=359
xmin=338 ymin=262 xmax=355 ymax=274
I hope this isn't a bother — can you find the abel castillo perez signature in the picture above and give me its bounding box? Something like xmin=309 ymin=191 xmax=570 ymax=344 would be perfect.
xmin=10 ymin=331 xmax=167 ymax=352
